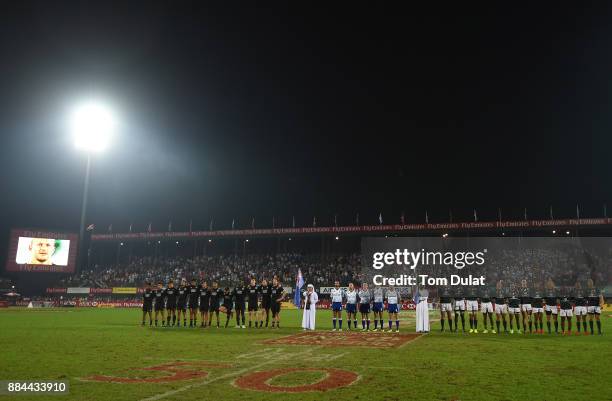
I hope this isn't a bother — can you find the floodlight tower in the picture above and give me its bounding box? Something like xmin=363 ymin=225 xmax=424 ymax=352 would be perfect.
xmin=70 ymin=101 xmax=116 ymax=271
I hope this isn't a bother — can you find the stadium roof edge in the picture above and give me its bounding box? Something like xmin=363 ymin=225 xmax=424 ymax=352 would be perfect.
xmin=90 ymin=218 xmax=612 ymax=241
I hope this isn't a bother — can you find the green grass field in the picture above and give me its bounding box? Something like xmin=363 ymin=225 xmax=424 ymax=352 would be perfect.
xmin=0 ymin=307 xmax=610 ymax=401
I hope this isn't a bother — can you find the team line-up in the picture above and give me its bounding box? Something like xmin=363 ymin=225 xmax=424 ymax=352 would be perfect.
xmin=140 ymin=277 xmax=605 ymax=335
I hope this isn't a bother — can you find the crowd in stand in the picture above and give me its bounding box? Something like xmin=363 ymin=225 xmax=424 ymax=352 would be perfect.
xmin=50 ymin=246 xmax=611 ymax=292
xmin=58 ymin=253 xmax=363 ymax=289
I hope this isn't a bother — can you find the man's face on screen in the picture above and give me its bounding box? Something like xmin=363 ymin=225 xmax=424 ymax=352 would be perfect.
xmin=29 ymin=238 xmax=55 ymax=264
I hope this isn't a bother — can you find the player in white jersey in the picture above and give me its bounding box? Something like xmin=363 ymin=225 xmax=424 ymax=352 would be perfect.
xmin=372 ymin=286 xmax=385 ymax=331
xmin=330 ymin=280 xmax=344 ymax=331
xmin=385 ymin=286 xmax=400 ymax=332
xmin=345 ymin=283 xmax=358 ymax=330
xmin=358 ymin=283 xmax=372 ymax=331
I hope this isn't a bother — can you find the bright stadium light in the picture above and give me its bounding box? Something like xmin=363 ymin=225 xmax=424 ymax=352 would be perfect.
xmin=69 ymin=99 xmax=118 ymax=274
xmin=70 ymin=101 xmax=116 ymax=152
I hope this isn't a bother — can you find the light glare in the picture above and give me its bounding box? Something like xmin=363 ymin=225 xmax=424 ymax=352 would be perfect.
xmin=70 ymin=101 xmax=116 ymax=152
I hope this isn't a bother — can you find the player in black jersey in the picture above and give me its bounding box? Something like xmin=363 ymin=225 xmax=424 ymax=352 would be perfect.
xmin=199 ymin=282 xmax=210 ymax=328
xmin=246 ymin=278 xmax=261 ymax=328
xmin=259 ymin=279 xmax=272 ymax=327
xmin=507 ymin=288 xmax=522 ymax=334
xmin=187 ymin=279 xmax=200 ymax=327
xmin=494 ymin=281 xmax=508 ymax=334
xmin=531 ymin=286 xmax=544 ymax=335
xmin=270 ymin=277 xmax=286 ymax=328
xmin=222 ymin=287 xmax=233 ymax=328
xmin=453 ymin=287 xmax=466 ymax=333
xmin=438 ymin=286 xmax=453 ymax=332
xmin=465 ymin=287 xmax=479 ymax=333
xmin=480 ymin=287 xmax=494 ymax=334
xmin=177 ymin=279 xmax=189 ymax=327
xmin=544 ymin=279 xmax=558 ymax=334
xmin=165 ymin=280 xmax=178 ymax=326
xmin=208 ymin=282 xmax=222 ymax=328
xmin=587 ymin=279 xmax=604 ymax=335
xmin=153 ymin=282 xmax=166 ymax=327
xmin=232 ymin=284 xmax=246 ymax=328
xmin=559 ymin=289 xmax=573 ymax=335
xmin=518 ymin=280 xmax=533 ymax=334
xmin=573 ymin=282 xmax=588 ymax=335
xmin=142 ymin=282 xmax=154 ymax=326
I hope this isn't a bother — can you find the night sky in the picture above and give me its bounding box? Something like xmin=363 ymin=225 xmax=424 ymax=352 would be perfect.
xmin=1 ymin=2 xmax=612 ymax=246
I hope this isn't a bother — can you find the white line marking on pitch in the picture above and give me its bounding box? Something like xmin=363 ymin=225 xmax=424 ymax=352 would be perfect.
xmin=139 ymin=347 xmax=321 ymax=401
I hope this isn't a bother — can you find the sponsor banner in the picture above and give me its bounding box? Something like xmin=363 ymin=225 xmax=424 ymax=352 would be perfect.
xmin=46 ymin=288 xmax=67 ymax=294
xmin=91 ymin=218 xmax=612 ymax=241
xmin=319 ymin=286 xmax=413 ymax=295
xmin=97 ymin=302 xmax=142 ymax=308
xmin=313 ymin=299 xmax=415 ymax=310
xmin=90 ymin=288 xmax=113 ymax=294
xmin=112 ymin=287 xmax=137 ymax=294
xmin=67 ymin=287 xmax=90 ymax=294
xmin=281 ymin=301 xmax=297 ymax=310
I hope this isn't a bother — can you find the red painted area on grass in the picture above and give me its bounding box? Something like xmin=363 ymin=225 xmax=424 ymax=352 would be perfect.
xmin=84 ymin=361 xmax=231 ymax=383
xmin=234 ymin=368 xmax=358 ymax=392
xmin=262 ymin=331 xmax=421 ymax=348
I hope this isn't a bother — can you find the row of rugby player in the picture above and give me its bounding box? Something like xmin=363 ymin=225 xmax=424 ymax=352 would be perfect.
xmin=141 ymin=277 xmax=287 ymax=329
xmin=437 ymin=286 xmax=605 ymax=335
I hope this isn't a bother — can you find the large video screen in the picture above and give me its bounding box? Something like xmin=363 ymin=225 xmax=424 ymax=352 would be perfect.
xmin=5 ymin=229 xmax=78 ymax=273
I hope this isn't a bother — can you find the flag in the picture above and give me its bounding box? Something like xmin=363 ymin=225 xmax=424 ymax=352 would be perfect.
xmin=355 ymin=213 xmax=360 ymax=226
xmin=147 ymin=222 xmax=152 ymax=232
xmin=576 ymin=204 xmax=580 ymax=219
xmin=549 ymin=206 xmax=554 ymax=220
xmin=293 ymin=268 xmax=304 ymax=307
xmin=168 ymin=221 xmax=172 ymax=232
xmin=129 ymin=223 xmax=133 ymax=233
xmin=473 ymin=209 xmax=478 ymax=222
xmin=108 ymin=224 xmax=113 ymax=233
xmin=400 ymin=211 xmax=405 ymax=225
xmin=251 ymin=217 xmax=255 ymax=229
xmin=425 ymin=211 xmax=429 ymax=224
xmin=209 ymin=219 xmax=213 ymax=231
xmin=292 ymin=216 xmax=296 ymax=228
xmin=524 ymin=208 xmax=528 ymax=221
xmin=86 ymin=224 xmax=95 ymax=231
xmin=313 ymin=217 xmax=317 ymax=227
xmin=231 ymin=219 xmax=235 ymax=230
xmin=378 ymin=213 xmax=383 ymax=225
xmin=334 ymin=214 xmax=338 ymax=227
